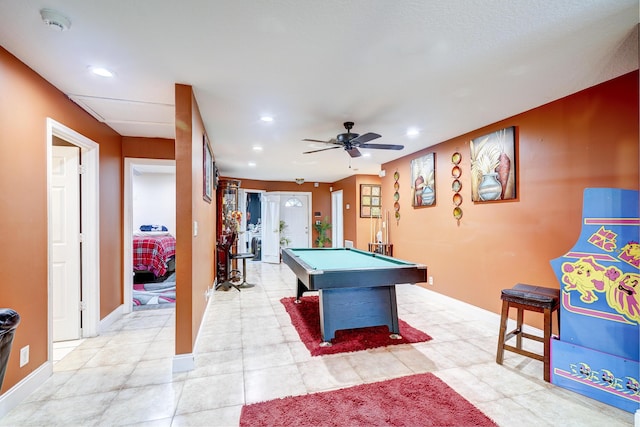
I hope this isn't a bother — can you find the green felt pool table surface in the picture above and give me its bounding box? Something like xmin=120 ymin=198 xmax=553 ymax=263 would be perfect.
xmin=287 ymin=247 xmax=413 ymax=270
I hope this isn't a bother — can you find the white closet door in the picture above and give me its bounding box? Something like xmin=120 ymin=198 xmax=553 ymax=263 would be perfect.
xmin=331 ymin=190 xmax=344 ymax=248
xmin=52 ymin=145 xmax=81 ymax=342
xmin=261 ymin=193 xmax=281 ymax=263
xmin=237 ymin=189 xmax=249 ymax=252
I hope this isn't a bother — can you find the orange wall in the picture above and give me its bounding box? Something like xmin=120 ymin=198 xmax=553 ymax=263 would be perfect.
xmin=229 ymin=178 xmax=332 ymax=245
xmin=381 ymin=71 xmax=639 ymax=330
xmin=175 ymin=85 xmax=216 ymax=354
xmin=122 ymin=137 xmax=175 ymax=159
xmin=0 ymin=47 xmax=123 ymax=392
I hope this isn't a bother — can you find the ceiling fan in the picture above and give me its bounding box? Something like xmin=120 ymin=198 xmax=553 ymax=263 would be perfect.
xmin=302 ymin=121 xmax=404 ymax=158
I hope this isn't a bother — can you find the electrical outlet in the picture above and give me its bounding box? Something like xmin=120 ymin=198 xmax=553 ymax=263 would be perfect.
xmin=428 ymin=276 xmax=434 ymax=285
xmin=19 ymin=345 xmax=29 ymax=367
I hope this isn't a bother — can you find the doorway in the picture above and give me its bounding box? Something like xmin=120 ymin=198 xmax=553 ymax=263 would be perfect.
xmin=123 ymin=158 xmax=176 ymax=313
xmin=51 ymin=144 xmax=81 ymax=342
xmin=47 ymin=119 xmax=100 ymax=351
xmin=261 ymin=191 xmax=312 ymax=263
xmin=237 ymin=189 xmax=264 ymax=258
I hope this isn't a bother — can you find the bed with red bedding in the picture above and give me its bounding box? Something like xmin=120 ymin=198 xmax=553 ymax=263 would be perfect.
xmin=133 ymin=232 xmax=176 ymax=278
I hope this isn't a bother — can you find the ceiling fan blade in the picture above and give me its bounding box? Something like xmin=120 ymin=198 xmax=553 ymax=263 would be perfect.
xmin=302 ymin=138 xmax=339 ymax=145
xmin=347 ymin=147 xmax=362 ymax=158
xmin=351 ymin=132 xmax=381 ymax=144
xmin=359 ymin=143 xmax=405 ymax=150
xmin=303 ymin=146 xmax=342 ymax=154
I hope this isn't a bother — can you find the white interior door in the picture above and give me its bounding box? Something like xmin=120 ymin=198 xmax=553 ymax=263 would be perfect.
xmin=237 ymin=189 xmax=249 ymax=252
xmin=280 ymin=193 xmax=310 ymax=248
xmin=261 ymin=193 xmax=281 ymax=263
xmin=52 ymin=145 xmax=81 ymax=342
xmin=331 ymin=190 xmax=344 ymax=248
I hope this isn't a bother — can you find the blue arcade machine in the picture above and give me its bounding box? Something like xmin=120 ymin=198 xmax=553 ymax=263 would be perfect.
xmin=550 ymin=188 xmax=640 ymax=413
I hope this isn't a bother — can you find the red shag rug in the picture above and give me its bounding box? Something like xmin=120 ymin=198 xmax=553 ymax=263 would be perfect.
xmin=240 ymin=373 xmax=497 ymax=426
xmin=281 ymin=296 xmax=432 ymax=356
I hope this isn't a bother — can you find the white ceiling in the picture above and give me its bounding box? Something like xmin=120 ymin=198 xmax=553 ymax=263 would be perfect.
xmin=0 ymin=1 xmax=637 ymax=183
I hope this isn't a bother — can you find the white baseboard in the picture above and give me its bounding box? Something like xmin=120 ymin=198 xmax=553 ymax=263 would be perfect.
xmin=172 ymin=294 xmax=216 ymax=373
xmin=98 ymin=304 xmax=125 ymax=334
xmin=0 ymin=362 xmax=52 ymax=418
xmin=172 ymin=353 xmax=194 ymax=373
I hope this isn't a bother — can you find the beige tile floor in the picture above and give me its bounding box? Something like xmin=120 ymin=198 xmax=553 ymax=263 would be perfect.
xmin=1 ymin=261 xmax=635 ymax=426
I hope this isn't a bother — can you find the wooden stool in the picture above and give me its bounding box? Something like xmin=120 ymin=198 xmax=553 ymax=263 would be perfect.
xmin=496 ymin=283 xmax=560 ymax=382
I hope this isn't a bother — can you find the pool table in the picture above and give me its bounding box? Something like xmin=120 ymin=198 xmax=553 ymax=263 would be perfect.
xmin=281 ymin=247 xmax=427 ymax=344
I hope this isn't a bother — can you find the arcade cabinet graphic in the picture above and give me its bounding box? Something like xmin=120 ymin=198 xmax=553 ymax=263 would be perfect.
xmin=550 ymin=188 xmax=640 ymax=413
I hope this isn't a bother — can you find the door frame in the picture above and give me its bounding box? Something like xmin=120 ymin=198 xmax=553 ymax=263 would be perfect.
xmin=46 ymin=118 xmax=100 ymax=350
xmin=123 ymin=158 xmax=176 ymax=313
xmin=262 ymin=191 xmax=312 ymax=263
xmin=237 ymin=188 xmax=264 ymax=254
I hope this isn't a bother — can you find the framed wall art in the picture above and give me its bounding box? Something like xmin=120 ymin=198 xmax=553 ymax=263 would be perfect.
xmin=410 ymin=153 xmax=436 ymax=207
xmin=470 ymin=126 xmax=516 ymax=202
xmin=360 ymin=184 xmax=382 ymax=218
xmin=213 ymin=162 xmax=219 ymax=190
xmin=203 ymin=134 xmax=213 ymax=203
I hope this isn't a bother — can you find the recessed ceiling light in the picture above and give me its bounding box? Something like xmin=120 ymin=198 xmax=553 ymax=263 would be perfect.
xmin=362 ymin=153 xmax=371 ymax=158
xmin=248 ymin=162 xmax=256 ymax=167
xmin=252 ymin=146 xmax=263 ymax=151
xmin=406 ymin=128 xmax=420 ymax=137
xmin=260 ymin=115 xmax=274 ymax=123
xmin=89 ymin=66 xmax=114 ymax=78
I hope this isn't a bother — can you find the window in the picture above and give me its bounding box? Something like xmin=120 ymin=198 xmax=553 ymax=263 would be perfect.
xmin=285 ymin=197 xmax=303 ymax=207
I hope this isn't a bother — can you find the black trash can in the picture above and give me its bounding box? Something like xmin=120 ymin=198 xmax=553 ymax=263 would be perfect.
xmin=0 ymin=309 xmax=20 ymax=389
xmin=251 ymin=237 xmax=262 ymax=261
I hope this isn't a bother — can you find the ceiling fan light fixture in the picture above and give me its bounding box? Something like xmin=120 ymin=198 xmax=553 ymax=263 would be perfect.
xmin=40 ymin=8 xmax=71 ymax=31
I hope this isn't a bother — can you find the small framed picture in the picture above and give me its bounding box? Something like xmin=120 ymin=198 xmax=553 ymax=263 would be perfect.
xmin=360 ymin=184 xmax=382 ymax=217
xmin=411 ymin=153 xmax=436 ymax=207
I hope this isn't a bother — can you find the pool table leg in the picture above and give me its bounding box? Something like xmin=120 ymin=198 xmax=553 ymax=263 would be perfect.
xmin=319 ymin=286 xmax=400 ymax=344
xmin=295 ymin=279 xmax=309 ymax=303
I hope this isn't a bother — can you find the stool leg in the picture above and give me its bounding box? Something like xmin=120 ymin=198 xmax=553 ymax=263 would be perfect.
xmin=543 ymin=307 xmax=552 ymax=382
xmin=237 ymin=257 xmax=255 ymax=288
xmin=238 ymin=258 xmax=248 ymax=286
xmin=496 ymin=300 xmax=509 ymax=364
xmin=242 ymin=258 xmax=247 ymax=282
xmin=515 ymin=307 xmax=524 ymax=350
